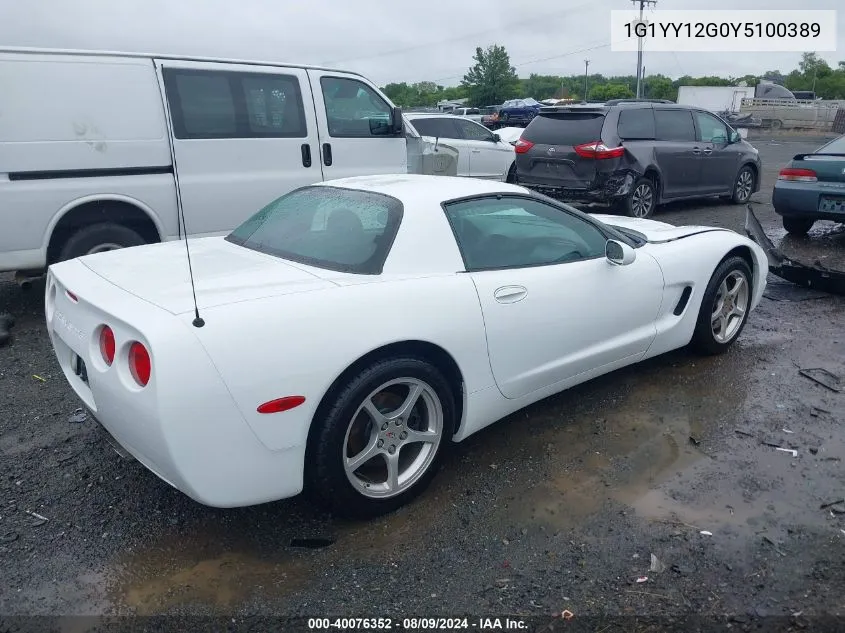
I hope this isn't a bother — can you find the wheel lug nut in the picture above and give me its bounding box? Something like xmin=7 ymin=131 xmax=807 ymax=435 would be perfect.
xmin=400 ymin=431 xmax=407 ymax=440
xmin=377 ymin=439 xmax=384 ymax=448
xmin=395 ymin=419 xmax=402 ymax=426
xmin=381 ymin=423 xmax=388 ymax=431
xmin=388 ymin=445 xmax=396 ymax=454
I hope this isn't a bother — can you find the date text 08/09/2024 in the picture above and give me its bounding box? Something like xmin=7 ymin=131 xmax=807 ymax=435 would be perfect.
xmin=307 ymin=617 xmax=530 ymax=630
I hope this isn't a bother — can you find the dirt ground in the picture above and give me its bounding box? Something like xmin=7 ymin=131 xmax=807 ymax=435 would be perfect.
xmin=1 ymin=137 xmax=844 ymax=632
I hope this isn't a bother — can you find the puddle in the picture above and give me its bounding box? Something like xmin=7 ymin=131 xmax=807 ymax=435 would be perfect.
xmin=491 ymin=351 xmax=752 ymax=529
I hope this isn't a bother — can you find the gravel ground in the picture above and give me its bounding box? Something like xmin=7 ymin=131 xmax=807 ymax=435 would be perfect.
xmin=1 ymin=137 xmax=844 ymax=632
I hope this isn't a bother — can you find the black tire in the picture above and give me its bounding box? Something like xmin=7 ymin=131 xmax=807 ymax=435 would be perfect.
xmin=307 ymin=357 xmax=457 ymax=519
xmin=731 ymin=165 xmax=755 ymax=204
xmin=57 ymin=222 xmax=147 ymax=262
xmin=621 ymin=177 xmax=656 ymax=218
xmin=690 ymin=256 xmax=753 ymax=355
xmin=782 ymin=216 xmax=815 ymax=236
xmin=506 ymin=162 xmax=517 ymax=184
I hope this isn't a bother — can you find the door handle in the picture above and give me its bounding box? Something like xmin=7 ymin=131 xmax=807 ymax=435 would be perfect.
xmin=322 ymin=143 xmax=333 ymax=166
xmin=702 ymin=148 xmax=712 ymax=155
xmin=692 ymin=147 xmax=701 ymax=155
xmin=493 ymin=285 xmax=527 ymax=303
xmin=472 ymin=149 xmax=481 ymax=154
xmin=301 ymin=144 xmax=312 ymax=167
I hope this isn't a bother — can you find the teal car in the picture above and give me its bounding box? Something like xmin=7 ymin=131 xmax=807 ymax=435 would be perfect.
xmin=773 ymin=135 xmax=845 ymax=235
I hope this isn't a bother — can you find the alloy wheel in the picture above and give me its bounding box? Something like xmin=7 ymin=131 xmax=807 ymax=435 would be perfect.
xmin=342 ymin=378 xmax=443 ymax=499
xmin=631 ymin=183 xmax=654 ymax=218
xmin=711 ymin=270 xmax=750 ymax=343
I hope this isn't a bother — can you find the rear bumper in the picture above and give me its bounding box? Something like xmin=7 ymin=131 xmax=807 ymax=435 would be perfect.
xmin=45 ymin=261 xmax=305 ymax=508
xmin=773 ymin=181 xmax=845 ymax=221
xmin=518 ymin=171 xmax=636 ymax=204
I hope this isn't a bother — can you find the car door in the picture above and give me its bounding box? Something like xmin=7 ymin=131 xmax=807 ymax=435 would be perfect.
xmin=443 ymin=195 xmax=664 ymax=399
xmin=652 ymin=109 xmax=701 ymax=199
xmin=407 ymin=117 xmax=470 ymax=176
xmin=157 ymin=60 xmax=322 ymax=236
xmin=307 ymin=71 xmax=407 ymax=179
xmin=452 ymin=118 xmax=513 ymax=180
xmin=692 ymin=110 xmax=740 ymax=194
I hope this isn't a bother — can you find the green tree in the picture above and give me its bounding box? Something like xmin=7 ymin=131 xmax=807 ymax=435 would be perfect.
xmin=644 ymin=74 xmax=675 ymax=100
xmin=461 ymin=44 xmax=520 ymax=106
xmin=589 ymin=83 xmax=634 ymax=101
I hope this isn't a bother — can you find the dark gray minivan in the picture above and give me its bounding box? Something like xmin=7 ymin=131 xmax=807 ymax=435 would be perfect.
xmin=513 ymin=102 xmax=762 ymax=218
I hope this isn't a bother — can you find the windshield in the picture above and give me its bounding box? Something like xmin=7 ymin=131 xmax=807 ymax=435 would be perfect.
xmin=226 ymin=186 xmax=403 ymax=274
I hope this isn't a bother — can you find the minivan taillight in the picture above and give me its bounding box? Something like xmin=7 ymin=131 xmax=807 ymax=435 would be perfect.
xmin=778 ymin=167 xmax=817 ymax=182
xmin=99 ymin=326 xmax=115 ymax=366
xmin=574 ymin=141 xmax=625 ymax=159
xmin=514 ymin=139 xmax=534 ymax=154
xmin=128 ymin=342 xmax=151 ymax=387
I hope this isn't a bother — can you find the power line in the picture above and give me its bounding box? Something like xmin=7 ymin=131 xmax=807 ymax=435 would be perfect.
xmin=320 ymin=0 xmax=608 ymax=66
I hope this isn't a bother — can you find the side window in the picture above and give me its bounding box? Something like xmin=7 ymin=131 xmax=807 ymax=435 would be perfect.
xmin=654 ymin=109 xmax=696 ymax=142
xmin=444 ymin=196 xmax=607 ymax=271
xmin=617 ymin=109 xmax=655 ymax=140
xmin=410 ymin=118 xmax=461 ymax=139
xmin=163 ymin=68 xmax=307 ymax=139
xmin=694 ymin=111 xmax=729 ymax=143
xmin=454 ymin=119 xmax=494 ymax=141
xmin=242 ymin=75 xmax=306 ymax=137
xmin=320 ymin=77 xmax=394 ymax=138
xmin=165 ymin=71 xmax=236 ymax=138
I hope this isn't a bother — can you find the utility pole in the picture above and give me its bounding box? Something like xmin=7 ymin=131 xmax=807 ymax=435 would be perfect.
xmin=631 ymin=0 xmax=657 ymax=98
xmin=584 ymin=59 xmax=590 ymax=102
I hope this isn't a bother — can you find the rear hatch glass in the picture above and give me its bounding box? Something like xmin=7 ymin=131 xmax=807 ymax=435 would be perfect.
xmin=518 ymin=112 xmax=608 ymax=189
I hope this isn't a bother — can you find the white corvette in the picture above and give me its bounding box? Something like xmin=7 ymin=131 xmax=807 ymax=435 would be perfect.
xmin=45 ymin=175 xmax=768 ymax=517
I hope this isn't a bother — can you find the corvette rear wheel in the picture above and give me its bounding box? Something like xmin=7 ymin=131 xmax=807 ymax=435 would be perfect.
xmin=690 ymin=256 xmax=752 ymax=355
xmin=308 ymin=357 xmax=456 ymax=518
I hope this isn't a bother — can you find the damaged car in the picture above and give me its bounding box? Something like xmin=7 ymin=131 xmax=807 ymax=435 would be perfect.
xmin=513 ymin=102 xmax=762 ymax=218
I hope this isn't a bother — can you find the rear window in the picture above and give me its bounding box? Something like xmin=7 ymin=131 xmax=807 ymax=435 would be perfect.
xmin=522 ymin=113 xmax=606 ymax=146
xmin=617 ymin=109 xmax=655 ymax=140
xmin=226 ymin=186 xmax=403 ymax=275
xmin=817 ymin=135 xmax=845 ymax=154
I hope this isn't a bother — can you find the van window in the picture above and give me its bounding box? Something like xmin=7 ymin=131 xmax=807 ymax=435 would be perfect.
xmin=522 ymin=113 xmax=605 ymax=146
xmin=617 ymin=109 xmax=655 ymax=140
xmin=163 ymin=69 xmax=307 ymax=139
xmin=654 ymin=109 xmax=696 ymax=142
xmin=320 ymin=77 xmax=394 ymax=138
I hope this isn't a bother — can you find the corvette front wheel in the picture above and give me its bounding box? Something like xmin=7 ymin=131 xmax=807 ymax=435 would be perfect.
xmin=307 ymin=357 xmax=456 ymax=518
xmin=690 ymin=256 xmax=753 ymax=355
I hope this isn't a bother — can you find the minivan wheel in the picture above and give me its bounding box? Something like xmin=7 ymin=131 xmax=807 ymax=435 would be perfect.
xmin=622 ymin=178 xmax=656 ymax=218
xmin=57 ymin=222 xmax=147 ymax=262
xmin=731 ymin=166 xmax=755 ymax=204
xmin=506 ymin=163 xmax=517 ymax=183
xmin=782 ymin=216 xmax=815 ymax=236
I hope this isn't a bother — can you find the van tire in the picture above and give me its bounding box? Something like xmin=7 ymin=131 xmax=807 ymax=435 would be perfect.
xmin=57 ymin=223 xmax=147 ymax=262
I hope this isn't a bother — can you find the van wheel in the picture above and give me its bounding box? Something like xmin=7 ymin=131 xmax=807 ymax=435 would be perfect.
xmin=57 ymin=223 xmax=146 ymax=262
xmin=621 ymin=177 xmax=656 ymax=218
xmin=731 ymin=166 xmax=755 ymax=204
xmin=506 ymin=163 xmax=517 ymax=183
xmin=782 ymin=217 xmax=815 ymax=236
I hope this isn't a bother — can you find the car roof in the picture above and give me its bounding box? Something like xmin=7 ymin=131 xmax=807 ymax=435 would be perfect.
xmin=318 ymin=174 xmax=527 ymax=203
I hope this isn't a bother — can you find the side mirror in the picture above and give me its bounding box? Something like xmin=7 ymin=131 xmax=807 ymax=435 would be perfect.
xmin=606 ymin=239 xmax=636 ymax=266
xmin=492 ymin=133 xmax=501 ymax=142
xmin=729 ymin=130 xmax=741 ymax=143
xmin=390 ymin=106 xmax=403 ymax=134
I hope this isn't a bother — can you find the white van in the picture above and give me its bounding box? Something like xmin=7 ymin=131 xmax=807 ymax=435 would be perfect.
xmin=0 ymin=48 xmax=409 ymax=274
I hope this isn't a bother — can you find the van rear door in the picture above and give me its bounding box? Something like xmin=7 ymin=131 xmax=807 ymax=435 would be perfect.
xmin=155 ymin=60 xmax=323 ymax=237
xmin=306 ymin=70 xmax=407 ymax=179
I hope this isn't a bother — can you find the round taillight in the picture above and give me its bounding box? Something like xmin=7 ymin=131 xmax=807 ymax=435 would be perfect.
xmin=99 ymin=326 xmax=115 ymax=366
xmin=128 ymin=342 xmax=151 ymax=387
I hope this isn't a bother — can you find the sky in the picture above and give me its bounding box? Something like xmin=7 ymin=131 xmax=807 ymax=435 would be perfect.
xmin=1 ymin=0 xmax=843 ymax=87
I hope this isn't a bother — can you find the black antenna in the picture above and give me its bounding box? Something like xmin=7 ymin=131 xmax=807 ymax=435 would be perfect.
xmin=157 ymin=63 xmax=204 ymax=328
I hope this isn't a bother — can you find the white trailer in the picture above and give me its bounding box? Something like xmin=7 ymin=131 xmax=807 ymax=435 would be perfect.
xmin=676 ymin=86 xmax=756 ymax=114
